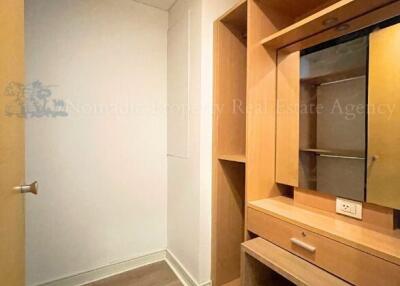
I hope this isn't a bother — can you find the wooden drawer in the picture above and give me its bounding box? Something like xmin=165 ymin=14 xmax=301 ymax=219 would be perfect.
xmin=242 ymin=238 xmax=350 ymax=286
xmin=248 ymin=207 xmax=400 ymax=286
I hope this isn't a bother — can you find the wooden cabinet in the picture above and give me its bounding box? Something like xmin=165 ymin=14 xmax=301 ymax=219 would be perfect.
xmin=241 ymin=238 xmax=349 ymax=286
xmin=247 ymin=204 xmax=400 ymax=286
xmin=213 ymin=1 xmax=400 ymax=285
xmin=276 ymin=51 xmax=300 ymax=187
xmin=275 ymin=16 xmax=400 ymax=208
xmin=367 ymin=23 xmax=400 ymax=209
xmin=212 ymin=2 xmax=247 ymax=285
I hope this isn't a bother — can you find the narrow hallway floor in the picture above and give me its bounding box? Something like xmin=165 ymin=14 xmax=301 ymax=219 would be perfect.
xmin=85 ymin=261 xmax=183 ymax=286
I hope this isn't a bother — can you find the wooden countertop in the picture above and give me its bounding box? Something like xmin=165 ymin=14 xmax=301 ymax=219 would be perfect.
xmin=248 ymin=196 xmax=400 ymax=266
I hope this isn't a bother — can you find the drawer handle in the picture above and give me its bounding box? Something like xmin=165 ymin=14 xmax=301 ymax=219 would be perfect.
xmin=291 ymin=238 xmax=316 ymax=253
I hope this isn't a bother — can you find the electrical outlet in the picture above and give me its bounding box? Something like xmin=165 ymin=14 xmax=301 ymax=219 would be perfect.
xmin=336 ymin=197 xmax=363 ymax=219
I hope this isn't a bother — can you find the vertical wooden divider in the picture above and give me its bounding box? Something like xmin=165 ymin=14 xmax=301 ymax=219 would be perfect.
xmin=246 ymin=1 xmax=281 ymax=203
xmin=275 ymin=51 xmax=300 ymax=187
xmin=212 ymin=2 xmax=247 ymax=285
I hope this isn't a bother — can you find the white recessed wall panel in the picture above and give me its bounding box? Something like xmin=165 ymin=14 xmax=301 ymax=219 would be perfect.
xmin=167 ymin=13 xmax=189 ymax=157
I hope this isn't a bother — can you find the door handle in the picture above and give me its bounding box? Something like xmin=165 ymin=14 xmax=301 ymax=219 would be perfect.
xmin=368 ymin=155 xmax=379 ymax=165
xmin=367 ymin=155 xmax=379 ymax=172
xmin=14 ymin=181 xmax=38 ymax=195
xmin=291 ymin=238 xmax=316 ymax=253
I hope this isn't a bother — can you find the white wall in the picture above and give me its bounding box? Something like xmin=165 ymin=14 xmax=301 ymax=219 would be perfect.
xmin=198 ymin=0 xmax=241 ymax=283
xmin=167 ymin=0 xmax=238 ymax=284
xmin=25 ymin=1 xmax=168 ymax=285
xmin=167 ymin=0 xmax=202 ymax=282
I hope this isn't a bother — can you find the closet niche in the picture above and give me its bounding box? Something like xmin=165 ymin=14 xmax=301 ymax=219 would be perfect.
xmin=291 ymin=21 xmax=400 ymax=209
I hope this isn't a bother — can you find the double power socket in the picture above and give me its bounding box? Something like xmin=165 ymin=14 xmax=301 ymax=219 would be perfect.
xmin=336 ymin=197 xmax=363 ymax=220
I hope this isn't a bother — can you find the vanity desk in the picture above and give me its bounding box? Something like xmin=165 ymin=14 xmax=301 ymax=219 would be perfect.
xmin=212 ymin=0 xmax=400 ymax=285
xmin=246 ymin=196 xmax=400 ymax=285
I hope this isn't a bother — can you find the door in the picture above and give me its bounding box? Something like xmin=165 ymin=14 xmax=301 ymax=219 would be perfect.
xmin=0 ymin=0 xmax=25 ymax=285
xmin=367 ymin=23 xmax=400 ymax=209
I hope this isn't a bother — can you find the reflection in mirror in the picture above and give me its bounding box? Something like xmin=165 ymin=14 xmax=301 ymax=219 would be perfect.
xmin=299 ymin=36 xmax=368 ymax=201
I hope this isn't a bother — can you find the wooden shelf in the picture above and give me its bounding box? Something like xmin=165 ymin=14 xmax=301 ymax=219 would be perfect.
xmin=220 ymin=0 xmax=247 ymax=35
xmin=257 ymin=0 xmax=338 ymax=25
xmin=242 ymin=238 xmax=350 ymax=286
xmin=248 ymin=196 xmax=400 ymax=266
xmin=218 ymin=154 xmax=246 ymax=163
xmin=282 ymin=0 xmax=400 ymax=53
xmin=221 ymin=278 xmax=240 ymax=286
xmin=300 ymin=148 xmax=365 ymax=159
xmin=213 ymin=2 xmax=247 ymax=283
xmin=260 ymin=0 xmax=392 ymax=49
xmin=301 ymin=67 xmax=366 ymax=86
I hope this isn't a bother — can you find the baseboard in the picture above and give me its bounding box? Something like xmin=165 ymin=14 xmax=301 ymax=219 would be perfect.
xmin=165 ymin=250 xmax=212 ymax=286
xmin=38 ymin=250 xmax=166 ymax=286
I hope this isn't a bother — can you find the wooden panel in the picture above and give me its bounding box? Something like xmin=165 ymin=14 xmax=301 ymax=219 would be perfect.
xmin=213 ymin=161 xmax=245 ymax=285
xmin=220 ymin=0 xmax=248 ymax=44
xmin=241 ymin=247 xmax=294 ymax=286
xmin=261 ymin=0 xmax=394 ymax=49
xmin=294 ymin=189 xmax=394 ymax=231
xmin=222 ymin=278 xmax=241 ymax=286
xmin=212 ymin=4 xmax=248 ymax=284
xmin=257 ymin=0 xmax=340 ymax=24
xmin=283 ymin=0 xmax=400 ymax=53
xmin=214 ymin=21 xmax=247 ymax=157
xmin=218 ymin=154 xmax=246 ymax=164
xmin=0 ymin=0 xmax=25 ymax=285
xmin=276 ymin=51 xmax=300 ymax=186
xmin=246 ymin=0 xmax=288 ymax=202
xmin=216 ymin=0 xmax=247 ymax=26
xmin=367 ymin=23 xmax=400 ymax=210
xmin=248 ymin=208 xmax=400 ymax=286
xmin=242 ymin=238 xmax=350 ymax=286
xmin=248 ymin=197 xmax=400 ymax=266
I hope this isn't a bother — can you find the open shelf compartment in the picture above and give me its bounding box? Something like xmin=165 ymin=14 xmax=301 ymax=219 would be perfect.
xmin=259 ymin=0 xmax=393 ymax=49
xmin=212 ymin=1 xmax=247 ymax=286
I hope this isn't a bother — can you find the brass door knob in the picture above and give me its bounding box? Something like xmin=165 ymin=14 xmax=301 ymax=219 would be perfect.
xmin=14 ymin=181 xmax=38 ymax=195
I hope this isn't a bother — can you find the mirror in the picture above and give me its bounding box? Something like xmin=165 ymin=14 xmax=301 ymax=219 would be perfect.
xmin=298 ymin=19 xmax=400 ymax=209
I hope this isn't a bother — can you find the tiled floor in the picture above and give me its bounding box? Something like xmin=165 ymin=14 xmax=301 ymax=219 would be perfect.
xmin=85 ymin=261 xmax=183 ymax=286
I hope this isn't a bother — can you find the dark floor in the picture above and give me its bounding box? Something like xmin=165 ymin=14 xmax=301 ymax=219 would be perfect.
xmin=85 ymin=261 xmax=183 ymax=286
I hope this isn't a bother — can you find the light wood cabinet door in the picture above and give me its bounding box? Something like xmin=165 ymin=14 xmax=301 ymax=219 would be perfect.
xmin=276 ymin=51 xmax=300 ymax=187
xmin=0 ymin=0 xmax=25 ymax=285
xmin=367 ymin=23 xmax=400 ymax=209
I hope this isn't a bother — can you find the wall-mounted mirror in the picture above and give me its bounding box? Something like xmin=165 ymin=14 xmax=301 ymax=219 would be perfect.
xmin=298 ymin=18 xmax=400 ymax=209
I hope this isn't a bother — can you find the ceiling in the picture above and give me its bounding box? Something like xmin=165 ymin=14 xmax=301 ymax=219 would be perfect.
xmin=134 ymin=0 xmax=177 ymax=11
